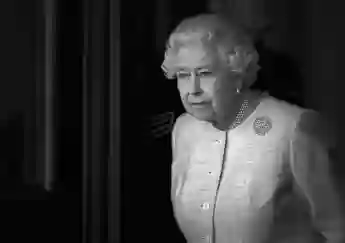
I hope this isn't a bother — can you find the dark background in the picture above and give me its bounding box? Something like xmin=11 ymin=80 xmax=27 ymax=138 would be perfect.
xmin=0 ymin=0 xmax=111 ymax=241
xmin=0 ymin=0 xmax=82 ymax=242
xmin=0 ymin=0 xmax=345 ymax=242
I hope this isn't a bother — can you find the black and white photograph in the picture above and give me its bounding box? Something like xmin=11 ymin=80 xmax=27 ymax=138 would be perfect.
xmin=1 ymin=0 xmax=345 ymax=243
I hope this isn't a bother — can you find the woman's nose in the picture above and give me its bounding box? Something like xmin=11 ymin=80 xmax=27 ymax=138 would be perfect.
xmin=189 ymin=73 xmax=202 ymax=95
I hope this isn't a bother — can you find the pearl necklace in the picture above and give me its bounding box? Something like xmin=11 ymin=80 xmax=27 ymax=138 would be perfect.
xmin=229 ymin=99 xmax=249 ymax=130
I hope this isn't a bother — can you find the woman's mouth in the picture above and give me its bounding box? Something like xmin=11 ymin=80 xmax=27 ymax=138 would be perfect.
xmin=190 ymin=102 xmax=211 ymax=108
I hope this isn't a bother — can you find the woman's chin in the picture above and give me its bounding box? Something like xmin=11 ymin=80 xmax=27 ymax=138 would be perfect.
xmin=186 ymin=106 xmax=214 ymax=121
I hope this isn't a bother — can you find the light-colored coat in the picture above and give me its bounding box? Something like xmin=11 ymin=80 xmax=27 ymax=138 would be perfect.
xmin=171 ymin=96 xmax=344 ymax=243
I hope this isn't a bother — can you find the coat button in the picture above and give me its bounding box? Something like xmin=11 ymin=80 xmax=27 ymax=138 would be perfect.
xmin=201 ymin=235 xmax=211 ymax=242
xmin=200 ymin=202 xmax=210 ymax=210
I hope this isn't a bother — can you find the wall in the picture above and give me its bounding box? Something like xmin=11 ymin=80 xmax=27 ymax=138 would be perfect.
xmin=0 ymin=1 xmax=35 ymax=120
xmin=0 ymin=0 xmax=37 ymax=183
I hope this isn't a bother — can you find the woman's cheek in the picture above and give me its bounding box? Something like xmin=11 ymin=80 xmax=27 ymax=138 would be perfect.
xmin=212 ymin=78 xmax=234 ymax=114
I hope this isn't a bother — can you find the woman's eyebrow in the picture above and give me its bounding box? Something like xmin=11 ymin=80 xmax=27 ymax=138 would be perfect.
xmin=169 ymin=65 xmax=213 ymax=73
xmin=176 ymin=68 xmax=189 ymax=72
xmin=196 ymin=65 xmax=212 ymax=71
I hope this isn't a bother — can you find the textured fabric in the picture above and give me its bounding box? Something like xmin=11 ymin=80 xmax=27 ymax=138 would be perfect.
xmin=171 ymin=96 xmax=344 ymax=243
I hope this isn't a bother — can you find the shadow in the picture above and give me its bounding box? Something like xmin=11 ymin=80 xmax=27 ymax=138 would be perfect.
xmin=0 ymin=112 xmax=79 ymax=242
xmin=0 ymin=112 xmax=25 ymax=187
xmin=254 ymin=40 xmax=305 ymax=107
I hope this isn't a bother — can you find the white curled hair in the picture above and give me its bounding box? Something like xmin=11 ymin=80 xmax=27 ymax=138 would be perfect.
xmin=161 ymin=14 xmax=260 ymax=89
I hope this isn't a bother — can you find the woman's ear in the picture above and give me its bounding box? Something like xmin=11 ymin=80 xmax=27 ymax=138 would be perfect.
xmin=226 ymin=46 xmax=254 ymax=73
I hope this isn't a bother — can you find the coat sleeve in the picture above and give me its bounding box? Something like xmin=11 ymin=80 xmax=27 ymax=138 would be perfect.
xmin=289 ymin=111 xmax=345 ymax=243
xmin=171 ymin=113 xmax=192 ymax=203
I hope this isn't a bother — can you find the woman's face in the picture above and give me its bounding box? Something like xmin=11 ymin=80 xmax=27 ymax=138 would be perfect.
xmin=170 ymin=43 xmax=240 ymax=122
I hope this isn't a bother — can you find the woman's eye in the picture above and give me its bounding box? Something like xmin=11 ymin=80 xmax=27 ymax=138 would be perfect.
xmin=177 ymin=72 xmax=190 ymax=79
xmin=198 ymin=71 xmax=212 ymax=77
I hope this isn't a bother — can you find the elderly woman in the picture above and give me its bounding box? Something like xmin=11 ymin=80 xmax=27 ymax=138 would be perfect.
xmin=161 ymin=13 xmax=344 ymax=243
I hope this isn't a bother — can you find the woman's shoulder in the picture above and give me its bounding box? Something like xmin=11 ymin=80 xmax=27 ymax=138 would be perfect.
xmin=259 ymin=94 xmax=307 ymax=118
